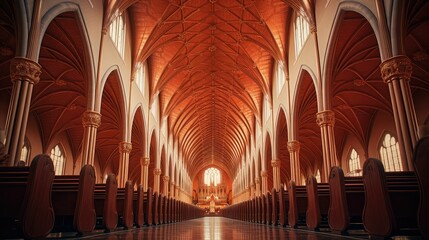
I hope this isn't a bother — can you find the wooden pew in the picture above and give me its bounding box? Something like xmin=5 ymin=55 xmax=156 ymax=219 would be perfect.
xmin=413 ymin=136 xmax=429 ymax=239
xmin=143 ymin=187 xmax=153 ymax=225
xmin=305 ymin=176 xmax=330 ymax=231
xmin=51 ymin=165 xmax=96 ymax=235
xmin=0 ymin=154 xmax=55 ymax=239
xmin=116 ymin=180 xmax=134 ymax=229
xmin=271 ymin=188 xmax=279 ymax=226
xmin=133 ymin=185 xmax=144 ymax=227
xmin=265 ymin=192 xmax=272 ymax=225
xmin=362 ymin=158 xmax=419 ymax=238
xmin=94 ymin=174 xmax=118 ymax=232
xmin=278 ymin=185 xmax=289 ymax=227
xmin=152 ymin=191 xmax=160 ymax=225
xmin=288 ymin=180 xmax=307 ymax=228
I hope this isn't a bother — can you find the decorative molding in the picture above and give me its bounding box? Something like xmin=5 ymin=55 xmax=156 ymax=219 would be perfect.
xmin=142 ymin=157 xmax=150 ymax=166
xmin=10 ymin=57 xmax=42 ymax=85
xmin=271 ymin=159 xmax=280 ymax=167
xmin=81 ymin=111 xmax=101 ymax=128
xmin=153 ymin=168 xmax=161 ymax=175
xmin=287 ymin=140 xmax=301 ymax=152
xmin=118 ymin=142 xmax=132 ymax=153
xmin=163 ymin=175 xmax=170 ymax=182
xmin=316 ymin=110 xmax=335 ymax=127
xmin=380 ymin=55 xmax=412 ymax=84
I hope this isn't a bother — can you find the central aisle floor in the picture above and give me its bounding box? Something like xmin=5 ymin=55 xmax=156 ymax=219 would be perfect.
xmin=80 ymin=217 xmax=367 ymax=240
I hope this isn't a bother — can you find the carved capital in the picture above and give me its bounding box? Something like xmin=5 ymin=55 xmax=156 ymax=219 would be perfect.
xmin=287 ymin=140 xmax=300 ymax=152
xmin=254 ymin=177 xmax=260 ymax=184
xmin=10 ymin=57 xmax=42 ymax=85
xmin=118 ymin=141 xmax=132 ymax=154
xmin=163 ymin=175 xmax=170 ymax=182
xmin=82 ymin=111 xmax=101 ymax=128
xmin=153 ymin=168 xmax=161 ymax=176
xmin=271 ymin=159 xmax=280 ymax=168
xmin=380 ymin=55 xmax=412 ymax=84
xmin=142 ymin=157 xmax=150 ymax=166
xmin=316 ymin=110 xmax=335 ymax=127
xmin=261 ymin=170 xmax=267 ymax=177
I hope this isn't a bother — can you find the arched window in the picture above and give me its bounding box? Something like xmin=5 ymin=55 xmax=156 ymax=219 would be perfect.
xmin=20 ymin=140 xmax=30 ymax=164
xmin=204 ymin=167 xmax=221 ymax=186
xmin=379 ymin=133 xmax=403 ymax=171
xmin=109 ymin=11 xmax=126 ymax=58
xmin=135 ymin=62 xmax=145 ymax=94
xmin=348 ymin=148 xmax=361 ymax=176
xmin=50 ymin=144 xmax=65 ymax=175
xmin=294 ymin=14 xmax=310 ymax=57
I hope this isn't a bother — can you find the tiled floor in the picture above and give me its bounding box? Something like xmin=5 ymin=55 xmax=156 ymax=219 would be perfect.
xmin=78 ymin=217 xmax=368 ymax=240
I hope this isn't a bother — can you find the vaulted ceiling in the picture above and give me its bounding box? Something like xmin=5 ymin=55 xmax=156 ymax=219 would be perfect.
xmin=124 ymin=0 xmax=312 ymax=178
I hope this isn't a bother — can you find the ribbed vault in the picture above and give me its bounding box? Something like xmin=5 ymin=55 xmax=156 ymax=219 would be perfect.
xmin=127 ymin=0 xmax=304 ymax=179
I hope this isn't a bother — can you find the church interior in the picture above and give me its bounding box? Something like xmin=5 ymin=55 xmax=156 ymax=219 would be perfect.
xmin=0 ymin=0 xmax=428 ymax=239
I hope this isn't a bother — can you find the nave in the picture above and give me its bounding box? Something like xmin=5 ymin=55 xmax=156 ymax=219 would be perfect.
xmin=72 ymin=217 xmax=418 ymax=240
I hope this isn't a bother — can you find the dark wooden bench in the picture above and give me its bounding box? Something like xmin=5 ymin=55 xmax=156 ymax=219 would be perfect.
xmin=0 ymin=154 xmax=55 ymax=239
xmin=51 ymin=165 xmax=96 ymax=235
xmin=271 ymin=188 xmax=279 ymax=226
xmin=133 ymin=184 xmax=144 ymax=227
xmin=287 ymin=180 xmax=307 ymax=228
xmin=278 ymin=185 xmax=289 ymax=227
xmin=305 ymin=176 xmax=329 ymax=231
xmin=362 ymin=158 xmax=419 ymax=238
xmin=152 ymin=191 xmax=159 ymax=225
xmin=94 ymin=174 xmax=118 ymax=232
xmin=265 ymin=191 xmax=272 ymax=225
xmin=143 ymin=187 xmax=153 ymax=225
xmin=116 ymin=180 xmax=134 ymax=229
xmin=413 ymin=136 xmax=429 ymax=238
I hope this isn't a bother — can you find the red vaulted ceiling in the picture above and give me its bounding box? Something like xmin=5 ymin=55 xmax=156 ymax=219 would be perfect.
xmin=128 ymin=0 xmax=304 ymax=178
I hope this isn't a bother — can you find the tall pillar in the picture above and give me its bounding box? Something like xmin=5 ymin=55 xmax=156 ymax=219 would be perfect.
xmin=271 ymin=159 xmax=280 ymax=190
xmin=255 ymin=177 xmax=261 ymax=196
xmin=250 ymin=182 xmax=255 ymax=198
xmin=81 ymin=111 xmax=101 ymax=166
xmin=153 ymin=168 xmax=161 ymax=193
xmin=287 ymin=140 xmax=301 ymax=185
xmin=4 ymin=58 xmax=41 ymax=166
xmin=142 ymin=157 xmax=150 ymax=191
xmin=316 ymin=110 xmax=338 ymax=182
xmin=261 ymin=170 xmax=268 ymax=194
xmin=118 ymin=141 xmax=132 ymax=188
xmin=175 ymin=184 xmax=179 ymax=199
xmin=162 ymin=175 xmax=170 ymax=196
xmin=380 ymin=56 xmax=418 ymax=171
xmin=170 ymin=181 xmax=175 ymax=198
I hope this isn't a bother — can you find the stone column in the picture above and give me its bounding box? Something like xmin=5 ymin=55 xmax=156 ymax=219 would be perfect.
xmin=175 ymin=184 xmax=180 ymax=199
xmin=4 ymin=58 xmax=41 ymax=166
xmin=81 ymin=111 xmax=101 ymax=166
xmin=162 ymin=175 xmax=170 ymax=196
xmin=316 ymin=110 xmax=338 ymax=182
xmin=271 ymin=159 xmax=280 ymax=190
xmin=170 ymin=181 xmax=175 ymax=198
xmin=255 ymin=177 xmax=261 ymax=196
xmin=380 ymin=56 xmax=418 ymax=171
xmin=142 ymin=157 xmax=150 ymax=191
xmin=261 ymin=170 xmax=268 ymax=194
xmin=153 ymin=168 xmax=161 ymax=193
xmin=118 ymin=141 xmax=132 ymax=188
xmin=287 ymin=140 xmax=301 ymax=185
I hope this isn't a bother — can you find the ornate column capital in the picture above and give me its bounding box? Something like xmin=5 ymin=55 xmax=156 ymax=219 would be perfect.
xmin=163 ymin=175 xmax=170 ymax=182
xmin=153 ymin=168 xmax=161 ymax=176
xmin=10 ymin=57 xmax=42 ymax=85
xmin=118 ymin=141 xmax=132 ymax=154
xmin=380 ymin=55 xmax=412 ymax=84
xmin=254 ymin=177 xmax=260 ymax=184
xmin=261 ymin=170 xmax=267 ymax=177
xmin=316 ymin=110 xmax=335 ymax=127
xmin=82 ymin=111 xmax=101 ymax=128
xmin=287 ymin=140 xmax=301 ymax=152
xmin=142 ymin=157 xmax=150 ymax=166
xmin=271 ymin=159 xmax=280 ymax=168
